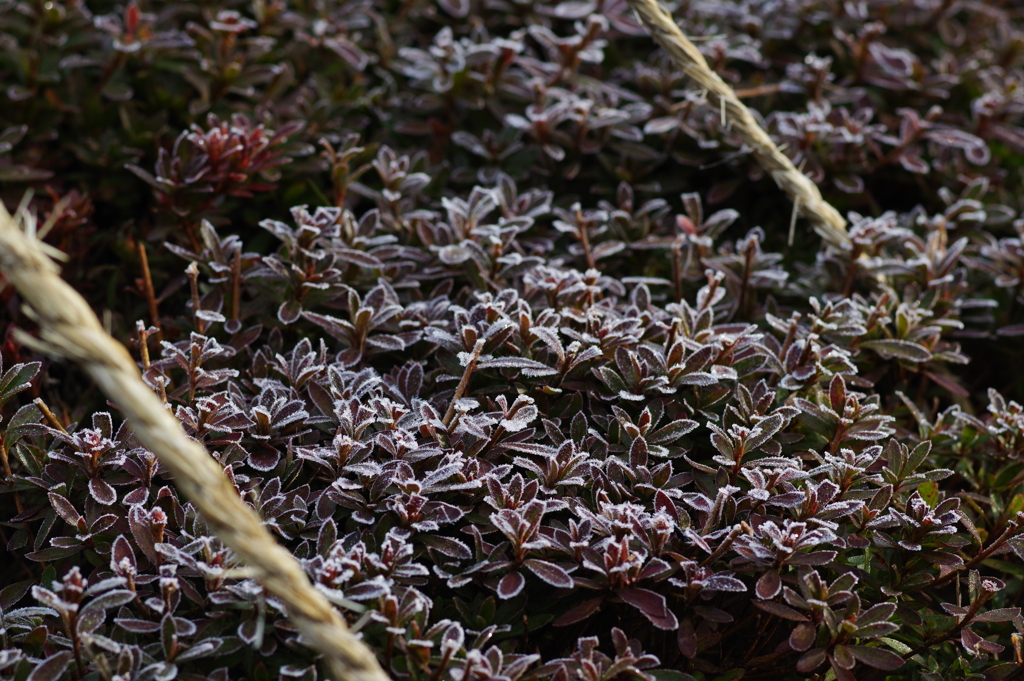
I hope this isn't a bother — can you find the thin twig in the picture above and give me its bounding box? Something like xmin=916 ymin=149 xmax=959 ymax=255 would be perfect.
xmin=155 ymin=375 xmax=168 ymax=405
xmin=575 ymin=206 xmax=597 ymax=271
xmin=625 ymin=0 xmax=849 ymax=248
xmin=34 ymin=397 xmax=69 ymax=435
xmin=699 ymin=523 xmax=745 ymax=568
xmin=921 ymin=523 xmax=1021 ymax=592
xmin=136 ymin=320 xmax=151 ymax=371
xmin=185 ymin=262 xmax=205 ymax=335
xmin=442 ymin=339 xmax=485 ymax=427
xmin=0 ymin=202 xmax=390 ymax=681
xmin=136 ymin=241 xmax=162 ymax=342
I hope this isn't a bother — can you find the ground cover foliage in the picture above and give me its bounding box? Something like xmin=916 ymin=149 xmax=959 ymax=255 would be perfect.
xmin=3 ymin=0 xmax=1024 ymax=680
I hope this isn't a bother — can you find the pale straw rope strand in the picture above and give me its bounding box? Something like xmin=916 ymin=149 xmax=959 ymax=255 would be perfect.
xmin=626 ymin=0 xmax=850 ymax=248
xmin=0 ymin=201 xmax=391 ymax=681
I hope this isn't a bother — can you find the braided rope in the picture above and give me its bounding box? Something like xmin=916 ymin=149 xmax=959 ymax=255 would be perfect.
xmin=626 ymin=0 xmax=850 ymax=247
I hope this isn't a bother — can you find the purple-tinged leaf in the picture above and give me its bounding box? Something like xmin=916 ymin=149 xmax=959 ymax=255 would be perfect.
xmin=51 ymin=537 xmax=84 ymax=548
xmin=77 ymin=604 xmax=107 ymax=635
xmin=899 ymin=153 xmax=929 ymax=174
xmin=637 ymin=558 xmax=674 ymax=581
xmin=31 ymin=586 xmax=66 ymax=612
xmin=126 ymin=164 xmax=161 ymax=189
xmin=161 ymin=612 xmax=178 ymax=660
xmin=247 ymin=446 xmax=281 ymax=471
xmin=681 ymin=493 xmax=713 ymax=513
xmin=419 ymin=532 xmax=471 ymax=561
xmin=859 ymin=340 xmax=932 ymax=362
xmin=857 ymin=602 xmax=896 ymax=626
xmin=0 ymin=579 xmax=32 ymax=610
xmin=833 ymin=174 xmax=864 ymax=194
xmin=854 ymin=622 xmax=899 ymax=638
xmin=238 ymin=618 xmax=264 ymax=646
xmin=124 ymin=487 xmax=149 ymax=505
xmin=973 ymin=607 xmax=1021 ymax=623
xmin=654 ymin=490 xmax=677 ymax=518
xmin=302 ymin=311 xmax=354 ymax=343
xmin=846 ymin=645 xmax=905 ymax=670
xmin=523 ymin=559 xmax=573 ymax=589
xmin=755 ymin=600 xmax=808 ymax=622
xmin=366 ymin=334 xmax=405 ymax=351
xmin=796 ymin=647 xmax=827 ymax=673
xmin=756 ymin=569 xmax=782 ymax=600
xmin=703 ymin=574 xmax=746 ymax=593
xmin=497 ymin=572 xmax=525 ymax=600
xmin=346 ymin=580 xmax=390 ymax=600
xmin=110 ymin=535 xmax=137 ymax=575
xmin=129 ymin=505 xmax=161 ymax=564
xmin=278 ymin=300 xmax=302 ymax=325
xmin=925 ymin=128 xmax=985 ymax=151
xmin=26 ymin=546 xmax=83 ymax=561
xmin=648 ymin=419 xmax=698 ymax=445
xmin=89 ymin=477 xmax=117 ymax=505
xmin=86 ymin=589 xmax=136 ymax=612
xmin=677 ymin=618 xmax=697 ymax=658
xmin=477 ymin=357 xmax=558 ymax=377
xmin=26 ymin=651 xmax=74 ymax=681
xmin=788 ymin=550 xmax=838 ymax=566
xmin=48 ymin=493 xmax=83 ymax=529
xmin=961 ymin=626 xmax=983 ymax=653
xmin=425 ymin=501 xmax=466 ymax=525
xmin=618 ymin=587 xmax=678 ymax=630
xmin=997 ymin=323 xmax=1024 ymax=337
xmin=335 ymin=248 xmax=384 ymax=268
xmin=645 ymin=117 xmax=679 ymax=135
xmin=440 ymin=622 xmax=464 ymax=653
xmin=768 ymin=492 xmax=806 ymax=508
xmin=116 ymin=617 xmax=162 ymax=633
xmin=832 ymin=644 xmax=856 ymax=670
xmin=592 ymin=240 xmax=626 ymax=261
xmin=317 ymin=519 xmax=337 ymax=557
xmin=629 ymin=436 xmax=648 ymax=468
xmin=790 ymin=622 xmax=816 ymax=651
xmin=176 ymin=639 xmax=222 ymax=662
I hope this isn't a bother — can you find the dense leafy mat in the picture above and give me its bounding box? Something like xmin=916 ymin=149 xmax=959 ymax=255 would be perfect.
xmin=3 ymin=1 xmax=1024 ymax=680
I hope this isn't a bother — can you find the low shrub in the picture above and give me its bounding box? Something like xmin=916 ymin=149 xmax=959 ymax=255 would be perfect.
xmin=3 ymin=1 xmax=1024 ymax=680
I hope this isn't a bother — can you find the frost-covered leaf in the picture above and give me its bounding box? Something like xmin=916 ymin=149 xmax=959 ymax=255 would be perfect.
xmin=523 ymin=559 xmax=573 ymax=589
xmin=859 ymin=340 xmax=932 ymax=362
xmin=497 ymin=572 xmax=526 ymax=599
xmin=26 ymin=652 xmax=74 ymax=681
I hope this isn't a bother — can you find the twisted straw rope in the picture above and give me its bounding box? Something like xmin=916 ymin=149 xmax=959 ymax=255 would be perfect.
xmin=626 ymin=0 xmax=850 ymax=248
xmin=0 ymin=201 xmax=390 ymax=681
